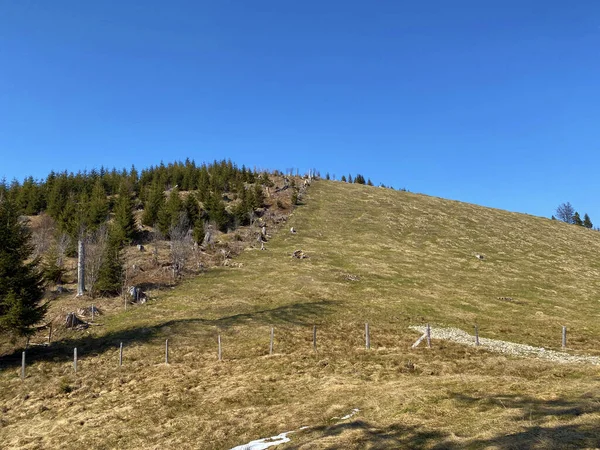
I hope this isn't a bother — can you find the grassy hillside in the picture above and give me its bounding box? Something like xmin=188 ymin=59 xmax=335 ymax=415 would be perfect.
xmin=2 ymin=180 xmax=600 ymax=449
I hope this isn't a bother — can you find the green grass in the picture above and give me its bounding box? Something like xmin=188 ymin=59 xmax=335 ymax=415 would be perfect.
xmin=2 ymin=180 xmax=600 ymax=449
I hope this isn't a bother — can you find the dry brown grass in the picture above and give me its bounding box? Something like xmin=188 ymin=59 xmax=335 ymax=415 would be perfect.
xmin=2 ymin=181 xmax=600 ymax=449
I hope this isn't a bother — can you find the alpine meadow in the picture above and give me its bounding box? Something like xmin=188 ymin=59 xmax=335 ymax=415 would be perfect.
xmin=1 ymin=176 xmax=600 ymax=449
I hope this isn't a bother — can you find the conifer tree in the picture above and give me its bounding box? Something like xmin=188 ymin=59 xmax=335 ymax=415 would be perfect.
xmin=94 ymin=226 xmax=124 ymax=296
xmin=583 ymin=213 xmax=593 ymax=229
xmin=184 ymin=193 xmax=200 ymax=227
xmin=166 ymin=187 xmax=183 ymax=224
xmin=253 ymin=184 xmax=265 ymax=208
xmin=573 ymin=211 xmax=583 ymax=226
xmin=0 ymin=195 xmax=46 ymax=336
xmin=88 ymin=179 xmax=109 ymax=228
xmin=205 ymin=191 xmax=229 ymax=232
xmin=113 ymin=183 xmax=137 ymax=244
xmin=142 ymin=182 xmax=165 ymax=227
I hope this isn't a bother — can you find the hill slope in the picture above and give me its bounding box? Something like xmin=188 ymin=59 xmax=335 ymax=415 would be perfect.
xmin=2 ymin=180 xmax=600 ymax=449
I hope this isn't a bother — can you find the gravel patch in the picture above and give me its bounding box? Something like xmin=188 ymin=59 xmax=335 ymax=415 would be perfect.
xmin=410 ymin=325 xmax=600 ymax=365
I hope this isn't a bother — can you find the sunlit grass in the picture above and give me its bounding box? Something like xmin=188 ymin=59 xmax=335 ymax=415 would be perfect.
xmin=2 ymin=180 xmax=600 ymax=449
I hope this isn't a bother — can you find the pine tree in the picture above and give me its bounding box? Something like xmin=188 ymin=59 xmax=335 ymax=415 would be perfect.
xmin=573 ymin=211 xmax=583 ymax=226
xmin=583 ymin=213 xmax=593 ymax=229
xmin=113 ymin=183 xmax=137 ymax=244
xmin=0 ymin=196 xmax=46 ymax=336
xmin=341 ymin=175 xmax=347 ymax=182
xmin=193 ymin=219 xmax=205 ymax=245
xmin=94 ymin=226 xmax=124 ymax=296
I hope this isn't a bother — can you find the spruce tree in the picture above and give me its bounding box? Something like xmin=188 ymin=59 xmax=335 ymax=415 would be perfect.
xmin=166 ymin=187 xmax=183 ymax=226
xmin=88 ymin=179 xmax=109 ymax=228
xmin=94 ymin=226 xmax=124 ymax=296
xmin=193 ymin=219 xmax=205 ymax=245
xmin=114 ymin=183 xmax=137 ymax=244
xmin=583 ymin=213 xmax=593 ymax=229
xmin=142 ymin=182 xmax=165 ymax=227
xmin=0 ymin=196 xmax=46 ymax=336
xmin=573 ymin=212 xmax=583 ymax=226
xmin=184 ymin=193 xmax=200 ymax=227
xmin=205 ymin=191 xmax=229 ymax=232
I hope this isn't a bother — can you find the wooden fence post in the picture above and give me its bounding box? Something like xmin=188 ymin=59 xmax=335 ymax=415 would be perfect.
xmin=218 ymin=335 xmax=222 ymax=361
xmin=74 ymin=348 xmax=78 ymax=373
xmin=119 ymin=342 xmax=123 ymax=367
xmin=269 ymin=327 xmax=274 ymax=355
xmin=475 ymin=325 xmax=480 ymax=346
xmin=21 ymin=351 xmax=25 ymax=381
xmin=313 ymin=325 xmax=317 ymax=351
xmin=562 ymin=326 xmax=567 ymax=350
xmin=426 ymin=324 xmax=431 ymax=348
xmin=365 ymin=323 xmax=370 ymax=350
xmin=91 ymin=304 xmax=94 ymax=322
xmin=165 ymin=339 xmax=169 ymax=364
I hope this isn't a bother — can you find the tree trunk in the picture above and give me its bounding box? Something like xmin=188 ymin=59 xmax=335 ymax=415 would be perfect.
xmin=77 ymin=238 xmax=86 ymax=296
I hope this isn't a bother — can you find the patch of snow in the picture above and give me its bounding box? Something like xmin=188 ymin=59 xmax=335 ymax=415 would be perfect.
xmin=339 ymin=408 xmax=360 ymax=420
xmin=230 ymin=408 xmax=361 ymax=449
xmin=230 ymin=427 xmax=308 ymax=450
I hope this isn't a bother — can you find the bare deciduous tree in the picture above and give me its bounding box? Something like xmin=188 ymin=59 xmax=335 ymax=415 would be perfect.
xmin=556 ymin=202 xmax=575 ymax=224
xmin=170 ymin=212 xmax=192 ymax=278
xmin=31 ymin=214 xmax=55 ymax=258
xmin=84 ymin=225 xmax=109 ymax=298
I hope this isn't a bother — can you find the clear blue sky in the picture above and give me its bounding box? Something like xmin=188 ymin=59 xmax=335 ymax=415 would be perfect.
xmin=1 ymin=1 xmax=599 ymax=220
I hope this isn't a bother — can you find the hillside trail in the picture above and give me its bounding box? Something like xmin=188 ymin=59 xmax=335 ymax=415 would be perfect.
xmin=410 ymin=325 xmax=600 ymax=365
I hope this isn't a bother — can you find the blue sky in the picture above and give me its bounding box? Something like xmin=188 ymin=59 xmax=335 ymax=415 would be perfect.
xmin=1 ymin=1 xmax=599 ymax=221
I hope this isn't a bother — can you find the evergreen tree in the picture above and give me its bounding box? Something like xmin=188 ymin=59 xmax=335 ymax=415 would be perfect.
xmin=184 ymin=193 xmax=200 ymax=226
xmin=42 ymin=243 xmax=66 ymax=285
xmin=583 ymin=213 xmax=593 ymax=229
xmin=367 ymin=178 xmax=374 ymax=186
xmin=94 ymin=226 xmax=124 ymax=296
xmin=88 ymin=179 xmax=109 ymax=228
xmin=348 ymin=174 xmax=353 ymax=183
xmin=166 ymin=187 xmax=183 ymax=224
xmin=113 ymin=183 xmax=137 ymax=244
xmin=253 ymin=183 xmax=265 ymax=208
xmin=341 ymin=175 xmax=347 ymax=182
xmin=0 ymin=196 xmax=46 ymax=336
xmin=205 ymin=191 xmax=229 ymax=232
xmin=354 ymin=174 xmax=366 ymax=184
xmin=142 ymin=182 xmax=165 ymax=227
xmin=573 ymin=211 xmax=583 ymax=226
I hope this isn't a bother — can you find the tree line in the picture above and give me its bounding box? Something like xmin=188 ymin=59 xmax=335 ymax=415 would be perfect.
xmin=553 ymin=202 xmax=594 ymax=229
xmin=0 ymin=159 xmax=276 ymax=338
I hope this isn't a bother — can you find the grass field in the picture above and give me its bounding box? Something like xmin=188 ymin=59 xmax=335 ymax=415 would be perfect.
xmin=2 ymin=180 xmax=600 ymax=449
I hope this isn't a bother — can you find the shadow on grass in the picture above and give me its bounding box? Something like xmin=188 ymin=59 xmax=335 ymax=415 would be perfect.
xmin=291 ymin=393 xmax=600 ymax=449
xmin=288 ymin=420 xmax=456 ymax=450
xmin=0 ymin=299 xmax=338 ymax=370
xmin=451 ymin=392 xmax=600 ymax=449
